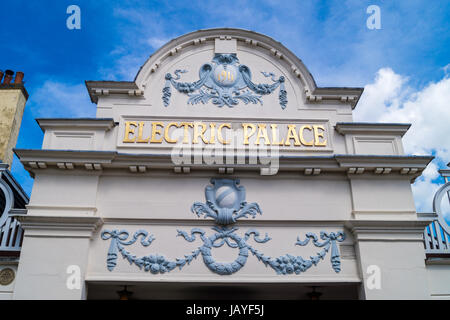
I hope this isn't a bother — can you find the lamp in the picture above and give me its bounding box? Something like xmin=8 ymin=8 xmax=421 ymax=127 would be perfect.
xmin=117 ymin=285 xmax=133 ymax=300
xmin=307 ymin=286 xmax=322 ymax=300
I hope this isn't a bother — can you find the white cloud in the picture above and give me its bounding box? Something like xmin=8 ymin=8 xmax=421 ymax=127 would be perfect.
xmin=99 ymin=36 xmax=169 ymax=80
xmin=147 ymin=37 xmax=169 ymax=49
xmin=96 ymin=8 xmax=175 ymax=81
xmin=99 ymin=52 xmax=146 ymax=80
xmin=411 ymin=162 xmax=441 ymax=213
xmin=354 ymin=68 xmax=450 ymax=212
xmin=29 ymin=80 xmax=95 ymax=118
xmin=443 ymin=63 xmax=450 ymax=75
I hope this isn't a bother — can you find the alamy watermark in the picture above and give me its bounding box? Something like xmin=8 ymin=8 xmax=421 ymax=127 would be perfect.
xmin=169 ymin=125 xmax=280 ymax=175
xmin=366 ymin=5 xmax=381 ymax=30
xmin=66 ymin=265 xmax=81 ymax=290
xmin=366 ymin=264 xmax=381 ymax=290
xmin=66 ymin=5 xmax=81 ymax=30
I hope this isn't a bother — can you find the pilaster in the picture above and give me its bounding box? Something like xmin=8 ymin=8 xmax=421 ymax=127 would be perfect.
xmin=13 ymin=215 xmax=102 ymax=299
xmin=347 ymin=219 xmax=431 ymax=299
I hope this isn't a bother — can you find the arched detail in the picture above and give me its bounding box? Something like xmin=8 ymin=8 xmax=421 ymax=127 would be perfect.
xmin=134 ymin=28 xmax=318 ymax=95
xmin=0 ymin=179 xmax=14 ymax=228
xmin=433 ymin=181 xmax=450 ymax=235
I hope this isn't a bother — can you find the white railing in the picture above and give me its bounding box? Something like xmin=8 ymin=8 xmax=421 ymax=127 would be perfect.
xmin=0 ymin=174 xmax=25 ymax=253
xmin=424 ymin=220 xmax=450 ymax=255
xmin=0 ymin=212 xmax=23 ymax=252
xmin=424 ymin=177 xmax=450 ymax=257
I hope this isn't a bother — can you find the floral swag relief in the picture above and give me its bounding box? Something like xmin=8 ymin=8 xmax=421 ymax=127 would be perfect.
xmin=101 ymin=179 xmax=345 ymax=275
xmin=162 ymin=54 xmax=288 ymax=109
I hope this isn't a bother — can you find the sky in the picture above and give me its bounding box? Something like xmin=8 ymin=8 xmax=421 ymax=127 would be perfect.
xmin=0 ymin=0 xmax=449 ymax=220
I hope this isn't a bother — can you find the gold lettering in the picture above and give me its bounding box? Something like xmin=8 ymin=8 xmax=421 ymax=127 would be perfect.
xmin=150 ymin=122 xmax=164 ymax=143
xmin=180 ymin=122 xmax=194 ymax=144
xmin=284 ymin=124 xmax=301 ymax=146
xmin=136 ymin=122 xmax=150 ymax=143
xmin=242 ymin=123 xmax=256 ymax=145
xmin=313 ymin=125 xmax=327 ymax=146
xmin=299 ymin=125 xmax=314 ymax=146
xmin=193 ymin=122 xmax=209 ymax=144
xmin=123 ymin=121 xmax=137 ymax=143
xmin=124 ymin=121 xmax=327 ymax=148
xmin=270 ymin=124 xmax=284 ymax=145
xmin=209 ymin=123 xmax=216 ymax=144
xmin=255 ymin=124 xmax=270 ymax=145
xmin=219 ymin=70 xmax=227 ymax=82
xmin=218 ymin=123 xmax=231 ymax=144
xmin=164 ymin=122 xmax=179 ymax=144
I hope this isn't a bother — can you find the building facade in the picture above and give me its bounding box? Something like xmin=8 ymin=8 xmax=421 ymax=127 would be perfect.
xmin=6 ymin=29 xmax=450 ymax=299
xmin=0 ymin=69 xmax=29 ymax=300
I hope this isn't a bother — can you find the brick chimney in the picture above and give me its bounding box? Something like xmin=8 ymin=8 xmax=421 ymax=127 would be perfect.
xmin=0 ymin=69 xmax=29 ymax=167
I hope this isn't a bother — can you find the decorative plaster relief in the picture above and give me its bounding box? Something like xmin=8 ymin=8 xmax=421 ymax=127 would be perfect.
xmin=101 ymin=178 xmax=346 ymax=276
xmin=0 ymin=268 xmax=15 ymax=286
xmin=102 ymin=227 xmax=345 ymax=275
xmin=162 ymin=54 xmax=287 ymax=109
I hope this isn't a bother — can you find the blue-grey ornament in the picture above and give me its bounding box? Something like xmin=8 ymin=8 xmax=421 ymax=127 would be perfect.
xmin=162 ymin=53 xmax=287 ymax=109
xmin=101 ymin=227 xmax=345 ymax=275
xmin=191 ymin=178 xmax=262 ymax=225
xmin=101 ymin=179 xmax=346 ymax=275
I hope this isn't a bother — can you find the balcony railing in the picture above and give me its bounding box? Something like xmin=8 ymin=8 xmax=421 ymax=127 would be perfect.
xmin=0 ymin=210 xmax=24 ymax=253
xmin=425 ymin=175 xmax=450 ymax=258
xmin=424 ymin=219 xmax=450 ymax=256
xmin=0 ymin=164 xmax=28 ymax=255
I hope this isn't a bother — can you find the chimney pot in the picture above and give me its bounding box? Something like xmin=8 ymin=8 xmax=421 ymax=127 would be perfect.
xmin=14 ymin=71 xmax=24 ymax=84
xmin=4 ymin=70 xmax=14 ymax=84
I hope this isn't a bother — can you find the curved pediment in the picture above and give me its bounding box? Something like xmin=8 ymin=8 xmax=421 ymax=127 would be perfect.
xmin=133 ymin=28 xmax=323 ymax=114
xmin=86 ymin=28 xmax=362 ymax=119
xmin=135 ymin=28 xmax=318 ymax=100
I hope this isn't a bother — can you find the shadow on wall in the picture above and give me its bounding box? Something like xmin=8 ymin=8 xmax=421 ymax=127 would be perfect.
xmin=87 ymin=282 xmax=360 ymax=300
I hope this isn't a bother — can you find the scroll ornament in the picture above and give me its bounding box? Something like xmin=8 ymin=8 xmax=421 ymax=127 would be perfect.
xmin=102 ymin=178 xmax=345 ymax=275
xmin=162 ymin=54 xmax=287 ymax=109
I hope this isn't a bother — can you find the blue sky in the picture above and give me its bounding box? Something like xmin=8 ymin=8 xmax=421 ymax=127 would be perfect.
xmin=1 ymin=0 xmax=449 ymax=217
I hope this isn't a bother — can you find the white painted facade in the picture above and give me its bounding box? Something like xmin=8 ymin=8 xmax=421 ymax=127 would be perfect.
xmin=7 ymin=29 xmax=450 ymax=299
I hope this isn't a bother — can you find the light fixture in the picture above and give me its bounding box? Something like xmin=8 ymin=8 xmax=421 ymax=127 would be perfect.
xmin=307 ymin=286 xmax=322 ymax=300
xmin=117 ymin=285 xmax=133 ymax=300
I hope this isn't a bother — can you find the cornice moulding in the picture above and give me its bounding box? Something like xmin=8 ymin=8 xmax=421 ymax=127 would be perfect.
xmin=335 ymin=154 xmax=433 ymax=168
xmin=13 ymin=149 xmax=433 ymax=181
xmin=345 ymin=219 xmax=433 ymax=242
xmin=85 ymin=81 xmax=140 ymax=103
xmin=36 ymin=118 xmax=115 ymax=132
xmin=14 ymin=149 xmax=116 ymax=163
xmin=85 ymin=274 xmax=362 ymax=284
xmin=335 ymin=122 xmax=411 ymax=136
xmin=25 ymin=205 xmax=97 ymax=216
xmin=15 ymin=214 xmax=103 ymax=226
xmin=14 ymin=215 xmax=103 ymax=238
xmin=100 ymin=217 xmax=351 ymax=227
